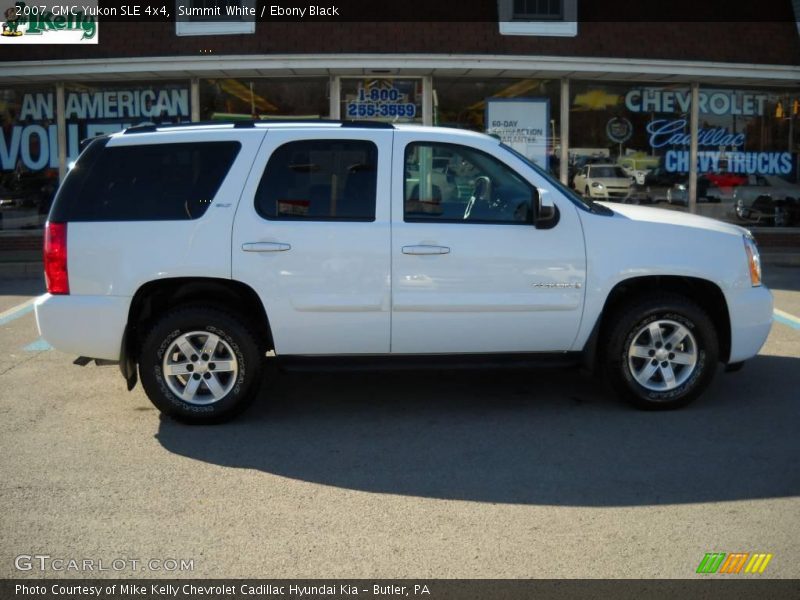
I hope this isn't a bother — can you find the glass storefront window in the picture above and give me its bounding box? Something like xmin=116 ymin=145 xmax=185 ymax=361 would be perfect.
xmin=433 ymin=78 xmax=561 ymax=176
xmin=699 ymin=86 xmax=800 ymax=228
xmin=569 ymin=81 xmax=800 ymax=227
xmin=200 ymin=78 xmax=329 ymax=120
xmin=340 ymin=78 xmax=422 ymax=123
xmin=1 ymin=81 xmax=193 ymax=231
xmin=568 ymin=81 xmax=690 ymax=210
xmin=0 ymin=86 xmax=58 ymax=230
xmin=65 ymin=81 xmax=191 ymax=164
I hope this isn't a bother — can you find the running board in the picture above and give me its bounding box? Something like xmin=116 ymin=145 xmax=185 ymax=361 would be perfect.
xmin=73 ymin=356 xmax=119 ymax=367
xmin=277 ymin=352 xmax=582 ymax=373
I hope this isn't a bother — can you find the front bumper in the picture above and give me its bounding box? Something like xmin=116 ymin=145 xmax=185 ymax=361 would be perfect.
xmin=726 ymin=285 xmax=773 ymax=363
xmin=35 ymin=294 xmax=130 ymax=361
xmin=588 ymin=188 xmax=629 ymax=200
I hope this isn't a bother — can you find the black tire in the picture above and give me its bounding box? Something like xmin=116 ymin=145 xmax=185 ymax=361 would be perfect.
xmin=604 ymin=293 xmax=719 ymax=410
xmin=139 ymin=306 xmax=264 ymax=423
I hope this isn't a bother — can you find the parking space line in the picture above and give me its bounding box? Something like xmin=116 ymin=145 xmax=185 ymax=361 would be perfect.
xmin=774 ymin=308 xmax=800 ymax=330
xmin=24 ymin=338 xmax=52 ymax=352
xmin=0 ymin=298 xmax=36 ymax=326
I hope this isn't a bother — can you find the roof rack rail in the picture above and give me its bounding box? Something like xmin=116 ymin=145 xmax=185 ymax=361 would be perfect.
xmin=341 ymin=120 xmax=395 ymax=129
xmin=123 ymin=120 xmax=257 ymax=134
xmin=79 ymin=134 xmax=110 ymax=152
xmin=123 ymin=119 xmax=396 ymax=134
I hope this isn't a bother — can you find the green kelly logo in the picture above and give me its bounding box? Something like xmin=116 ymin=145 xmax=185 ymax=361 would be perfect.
xmin=3 ymin=2 xmax=96 ymax=40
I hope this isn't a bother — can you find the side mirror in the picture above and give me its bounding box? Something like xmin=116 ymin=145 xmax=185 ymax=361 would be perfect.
xmin=534 ymin=189 xmax=558 ymax=229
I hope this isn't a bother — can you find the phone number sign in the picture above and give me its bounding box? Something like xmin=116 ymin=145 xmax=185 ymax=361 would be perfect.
xmin=345 ymin=82 xmax=418 ymax=120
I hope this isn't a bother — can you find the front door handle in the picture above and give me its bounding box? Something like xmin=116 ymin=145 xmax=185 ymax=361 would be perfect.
xmin=242 ymin=242 xmax=291 ymax=253
xmin=402 ymin=245 xmax=450 ymax=255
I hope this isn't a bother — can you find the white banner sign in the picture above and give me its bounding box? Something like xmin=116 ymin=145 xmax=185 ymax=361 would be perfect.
xmin=486 ymin=98 xmax=549 ymax=169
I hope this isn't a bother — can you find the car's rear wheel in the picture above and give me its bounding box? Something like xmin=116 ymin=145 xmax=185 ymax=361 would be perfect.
xmin=140 ymin=306 xmax=263 ymax=423
xmin=604 ymin=294 xmax=718 ymax=410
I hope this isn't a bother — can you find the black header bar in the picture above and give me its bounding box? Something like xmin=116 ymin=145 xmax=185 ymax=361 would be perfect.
xmin=20 ymin=0 xmax=800 ymax=23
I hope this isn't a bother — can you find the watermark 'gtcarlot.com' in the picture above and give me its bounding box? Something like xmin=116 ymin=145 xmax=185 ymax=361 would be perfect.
xmin=14 ymin=555 xmax=194 ymax=572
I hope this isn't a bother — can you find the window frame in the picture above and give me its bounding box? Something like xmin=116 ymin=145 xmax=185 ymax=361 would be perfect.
xmin=254 ymin=138 xmax=379 ymax=223
xmin=497 ymin=0 xmax=577 ymax=37
xmin=512 ymin=0 xmax=563 ymax=20
xmin=403 ymin=141 xmax=536 ymax=226
xmin=176 ymin=0 xmax=255 ymax=36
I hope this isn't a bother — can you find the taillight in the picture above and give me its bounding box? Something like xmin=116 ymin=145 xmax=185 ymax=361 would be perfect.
xmin=44 ymin=221 xmax=69 ymax=295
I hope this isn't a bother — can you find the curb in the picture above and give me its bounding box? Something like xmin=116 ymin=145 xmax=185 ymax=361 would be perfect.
xmin=761 ymin=253 xmax=800 ymax=268
xmin=1 ymin=255 xmax=799 ymax=280
xmin=0 ymin=262 xmax=43 ymax=279
xmin=2 ymin=256 xmax=799 ymax=280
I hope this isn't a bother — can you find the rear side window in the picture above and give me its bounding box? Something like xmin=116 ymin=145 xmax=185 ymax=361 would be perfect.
xmin=48 ymin=136 xmax=109 ymax=223
xmin=66 ymin=141 xmax=240 ymax=222
xmin=255 ymin=140 xmax=377 ymax=221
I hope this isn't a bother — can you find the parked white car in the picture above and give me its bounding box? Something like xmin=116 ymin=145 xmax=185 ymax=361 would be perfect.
xmin=573 ymin=164 xmax=634 ymax=200
xmin=36 ymin=122 xmax=772 ymax=422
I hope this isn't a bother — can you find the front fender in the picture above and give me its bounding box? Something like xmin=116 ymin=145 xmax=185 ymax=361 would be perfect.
xmin=571 ymin=206 xmax=751 ymax=352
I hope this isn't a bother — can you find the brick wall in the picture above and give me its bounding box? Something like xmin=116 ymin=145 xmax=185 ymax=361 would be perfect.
xmin=1 ymin=21 xmax=798 ymax=66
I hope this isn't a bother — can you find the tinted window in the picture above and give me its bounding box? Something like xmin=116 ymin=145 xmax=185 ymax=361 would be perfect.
xmin=404 ymin=142 xmax=533 ymax=224
xmin=67 ymin=142 xmax=240 ymax=222
xmin=49 ymin=136 xmax=109 ymax=223
xmin=256 ymin=140 xmax=377 ymax=221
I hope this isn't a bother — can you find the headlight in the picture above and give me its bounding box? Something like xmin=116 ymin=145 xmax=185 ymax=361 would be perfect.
xmin=591 ymin=182 xmax=604 ymax=188
xmin=676 ymin=184 xmax=687 ymax=191
xmin=743 ymin=233 xmax=762 ymax=287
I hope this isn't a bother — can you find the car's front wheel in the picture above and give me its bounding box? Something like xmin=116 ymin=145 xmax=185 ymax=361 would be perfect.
xmin=604 ymin=294 xmax=719 ymax=410
xmin=139 ymin=306 xmax=264 ymax=423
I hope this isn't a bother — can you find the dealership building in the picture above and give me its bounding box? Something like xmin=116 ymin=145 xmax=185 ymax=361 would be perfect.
xmin=2 ymin=1 xmax=800 ymax=261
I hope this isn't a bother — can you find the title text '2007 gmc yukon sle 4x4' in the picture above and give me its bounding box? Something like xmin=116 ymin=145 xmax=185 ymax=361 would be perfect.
xmin=35 ymin=121 xmax=773 ymax=423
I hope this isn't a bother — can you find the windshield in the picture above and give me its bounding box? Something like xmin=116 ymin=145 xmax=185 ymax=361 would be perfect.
xmin=499 ymin=143 xmax=599 ymax=213
xmin=591 ymin=166 xmax=627 ymax=178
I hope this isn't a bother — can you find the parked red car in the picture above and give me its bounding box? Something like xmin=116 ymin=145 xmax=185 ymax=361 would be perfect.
xmin=704 ymin=172 xmax=748 ymax=188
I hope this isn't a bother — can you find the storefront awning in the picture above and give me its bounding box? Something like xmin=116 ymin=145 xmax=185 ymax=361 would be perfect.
xmin=2 ymin=54 xmax=800 ymax=87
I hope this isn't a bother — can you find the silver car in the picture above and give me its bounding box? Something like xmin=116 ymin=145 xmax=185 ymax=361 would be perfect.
xmin=733 ymin=175 xmax=800 ymax=226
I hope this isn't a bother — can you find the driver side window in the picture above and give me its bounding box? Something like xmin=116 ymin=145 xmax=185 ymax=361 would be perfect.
xmin=403 ymin=142 xmax=534 ymax=224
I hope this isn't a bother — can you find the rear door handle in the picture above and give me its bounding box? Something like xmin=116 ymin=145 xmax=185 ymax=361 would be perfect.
xmin=402 ymin=245 xmax=450 ymax=255
xmin=242 ymin=242 xmax=291 ymax=253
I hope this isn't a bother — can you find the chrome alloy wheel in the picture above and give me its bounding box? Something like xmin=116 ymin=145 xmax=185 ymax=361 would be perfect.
xmin=162 ymin=331 xmax=238 ymax=405
xmin=626 ymin=319 xmax=698 ymax=392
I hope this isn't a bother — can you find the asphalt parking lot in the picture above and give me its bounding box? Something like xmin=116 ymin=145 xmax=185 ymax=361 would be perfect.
xmin=0 ymin=266 xmax=798 ymax=579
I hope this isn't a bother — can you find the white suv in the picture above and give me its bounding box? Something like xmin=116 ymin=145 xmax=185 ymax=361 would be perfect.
xmin=36 ymin=121 xmax=773 ymax=422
